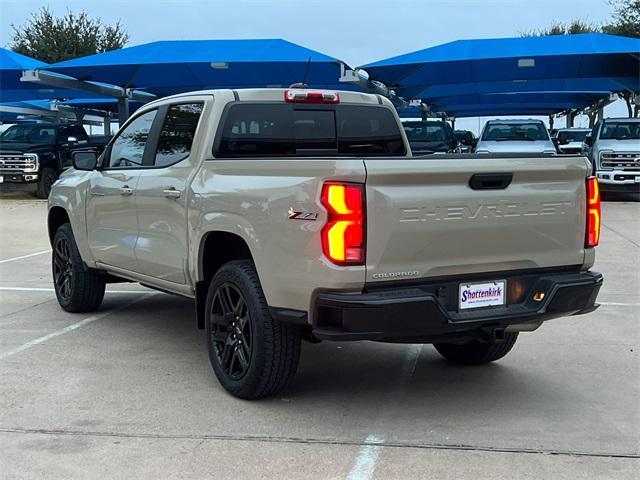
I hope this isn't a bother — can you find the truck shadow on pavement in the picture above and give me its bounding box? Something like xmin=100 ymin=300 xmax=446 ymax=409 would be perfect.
xmin=99 ymin=293 xmax=577 ymax=419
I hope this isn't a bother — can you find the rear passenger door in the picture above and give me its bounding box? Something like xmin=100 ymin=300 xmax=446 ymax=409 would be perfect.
xmin=134 ymin=100 xmax=205 ymax=284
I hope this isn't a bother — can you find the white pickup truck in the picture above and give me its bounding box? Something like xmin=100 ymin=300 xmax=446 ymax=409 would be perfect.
xmin=48 ymin=88 xmax=603 ymax=399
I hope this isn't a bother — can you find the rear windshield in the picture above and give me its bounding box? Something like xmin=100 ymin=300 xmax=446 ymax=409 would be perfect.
xmin=403 ymin=121 xmax=454 ymax=142
xmin=557 ymin=130 xmax=589 ymax=143
xmin=600 ymin=121 xmax=640 ymax=140
xmin=481 ymin=122 xmax=549 ymax=141
xmin=215 ymin=103 xmax=406 ymax=157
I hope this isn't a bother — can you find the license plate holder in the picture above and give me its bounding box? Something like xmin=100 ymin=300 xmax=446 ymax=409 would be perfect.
xmin=459 ymin=280 xmax=506 ymax=310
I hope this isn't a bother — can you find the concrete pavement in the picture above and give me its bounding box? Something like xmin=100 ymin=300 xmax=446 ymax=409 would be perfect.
xmin=0 ymin=194 xmax=638 ymax=479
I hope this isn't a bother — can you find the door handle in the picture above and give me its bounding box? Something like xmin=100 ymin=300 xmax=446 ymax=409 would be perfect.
xmin=90 ymin=191 xmax=105 ymax=197
xmin=120 ymin=186 xmax=133 ymax=196
xmin=469 ymin=173 xmax=513 ymax=190
xmin=163 ymin=188 xmax=181 ymax=199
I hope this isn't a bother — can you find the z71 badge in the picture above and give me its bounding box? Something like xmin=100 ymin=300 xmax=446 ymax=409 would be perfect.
xmin=288 ymin=208 xmax=318 ymax=221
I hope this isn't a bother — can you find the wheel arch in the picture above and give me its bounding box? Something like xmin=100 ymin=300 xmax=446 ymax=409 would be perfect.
xmin=47 ymin=206 xmax=71 ymax=245
xmin=195 ymin=230 xmax=256 ymax=329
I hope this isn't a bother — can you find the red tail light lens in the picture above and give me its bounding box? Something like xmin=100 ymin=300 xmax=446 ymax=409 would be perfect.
xmin=586 ymin=177 xmax=601 ymax=248
xmin=284 ymin=89 xmax=340 ymax=104
xmin=320 ymin=182 xmax=365 ymax=265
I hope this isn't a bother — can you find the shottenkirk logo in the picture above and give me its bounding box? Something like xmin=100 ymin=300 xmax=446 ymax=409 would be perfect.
xmin=460 ymin=285 xmax=502 ymax=302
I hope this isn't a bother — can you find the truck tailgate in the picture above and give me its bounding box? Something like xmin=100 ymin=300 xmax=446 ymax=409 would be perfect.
xmin=364 ymin=155 xmax=589 ymax=283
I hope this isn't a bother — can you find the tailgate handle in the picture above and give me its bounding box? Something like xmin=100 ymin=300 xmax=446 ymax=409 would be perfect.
xmin=469 ymin=173 xmax=513 ymax=190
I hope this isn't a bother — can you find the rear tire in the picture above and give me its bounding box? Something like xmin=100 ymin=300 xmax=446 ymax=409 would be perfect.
xmin=434 ymin=332 xmax=518 ymax=365
xmin=36 ymin=168 xmax=57 ymax=199
xmin=205 ymin=260 xmax=301 ymax=399
xmin=52 ymin=223 xmax=105 ymax=313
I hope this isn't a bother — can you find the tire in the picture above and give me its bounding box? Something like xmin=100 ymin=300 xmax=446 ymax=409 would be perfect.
xmin=205 ymin=260 xmax=301 ymax=399
xmin=52 ymin=223 xmax=106 ymax=313
xmin=433 ymin=332 xmax=518 ymax=365
xmin=36 ymin=168 xmax=57 ymax=199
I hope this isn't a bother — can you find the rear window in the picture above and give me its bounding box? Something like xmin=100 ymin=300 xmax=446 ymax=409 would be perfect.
xmin=215 ymin=103 xmax=405 ymax=157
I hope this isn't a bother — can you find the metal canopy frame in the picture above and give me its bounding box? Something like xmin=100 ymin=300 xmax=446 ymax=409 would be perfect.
xmin=20 ymin=69 xmax=156 ymax=124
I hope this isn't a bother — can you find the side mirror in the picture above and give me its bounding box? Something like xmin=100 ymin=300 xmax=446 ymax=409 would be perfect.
xmin=584 ymin=134 xmax=595 ymax=146
xmin=72 ymin=150 xmax=97 ymax=171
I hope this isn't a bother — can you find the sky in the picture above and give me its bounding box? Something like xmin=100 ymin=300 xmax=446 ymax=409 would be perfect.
xmin=0 ymin=0 xmax=629 ymax=132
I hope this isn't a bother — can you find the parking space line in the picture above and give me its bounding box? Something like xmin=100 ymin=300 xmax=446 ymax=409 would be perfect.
xmin=347 ymin=435 xmax=385 ymax=480
xmin=599 ymin=301 xmax=640 ymax=307
xmin=0 ymin=292 xmax=156 ymax=361
xmin=0 ymin=249 xmax=51 ymax=264
xmin=0 ymin=287 xmax=151 ymax=294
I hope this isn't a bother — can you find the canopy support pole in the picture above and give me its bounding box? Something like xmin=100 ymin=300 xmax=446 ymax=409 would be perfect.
xmin=104 ymin=112 xmax=111 ymax=136
xmin=118 ymin=97 xmax=130 ymax=125
xmin=548 ymin=115 xmax=554 ymax=130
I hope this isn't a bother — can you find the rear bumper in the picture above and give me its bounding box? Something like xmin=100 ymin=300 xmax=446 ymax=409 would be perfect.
xmin=312 ymin=270 xmax=603 ymax=343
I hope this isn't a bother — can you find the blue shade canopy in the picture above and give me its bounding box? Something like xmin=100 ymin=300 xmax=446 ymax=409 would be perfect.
xmin=0 ymin=48 xmax=105 ymax=102
xmin=44 ymin=39 xmax=353 ymax=97
xmin=396 ymin=91 xmax=613 ymax=118
xmin=363 ymin=34 xmax=640 ymax=100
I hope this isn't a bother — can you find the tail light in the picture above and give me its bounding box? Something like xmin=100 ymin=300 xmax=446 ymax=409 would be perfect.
xmin=585 ymin=177 xmax=601 ymax=248
xmin=320 ymin=182 xmax=365 ymax=265
xmin=284 ymin=89 xmax=340 ymax=104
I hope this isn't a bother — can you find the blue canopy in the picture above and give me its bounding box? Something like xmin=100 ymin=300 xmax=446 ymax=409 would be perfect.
xmin=0 ymin=48 xmax=105 ymax=102
xmin=44 ymin=39 xmax=354 ymax=97
xmin=363 ymin=34 xmax=640 ymax=101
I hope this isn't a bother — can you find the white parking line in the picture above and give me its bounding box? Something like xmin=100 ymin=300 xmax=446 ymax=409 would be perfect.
xmin=599 ymin=301 xmax=640 ymax=307
xmin=347 ymin=435 xmax=385 ymax=480
xmin=0 ymin=249 xmax=51 ymax=264
xmin=0 ymin=293 xmax=155 ymax=361
xmin=0 ymin=287 xmax=151 ymax=294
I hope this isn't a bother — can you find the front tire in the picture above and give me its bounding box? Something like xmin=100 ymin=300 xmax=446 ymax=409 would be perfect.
xmin=434 ymin=332 xmax=518 ymax=365
xmin=36 ymin=168 xmax=57 ymax=199
xmin=52 ymin=223 xmax=106 ymax=312
xmin=205 ymin=260 xmax=301 ymax=399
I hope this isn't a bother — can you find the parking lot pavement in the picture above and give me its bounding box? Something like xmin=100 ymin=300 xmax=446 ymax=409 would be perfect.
xmin=0 ymin=195 xmax=638 ymax=479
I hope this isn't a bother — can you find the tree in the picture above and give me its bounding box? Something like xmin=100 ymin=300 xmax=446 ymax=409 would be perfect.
xmin=602 ymin=0 xmax=640 ymax=37
xmin=10 ymin=7 xmax=129 ymax=63
xmin=522 ymin=0 xmax=639 ymax=38
xmin=522 ymin=20 xmax=600 ymax=37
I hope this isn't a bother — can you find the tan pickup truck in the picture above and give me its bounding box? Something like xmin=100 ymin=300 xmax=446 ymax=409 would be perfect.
xmin=48 ymin=88 xmax=603 ymax=399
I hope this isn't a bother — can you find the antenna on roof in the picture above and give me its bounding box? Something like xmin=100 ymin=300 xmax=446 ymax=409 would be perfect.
xmin=289 ymin=56 xmax=312 ymax=89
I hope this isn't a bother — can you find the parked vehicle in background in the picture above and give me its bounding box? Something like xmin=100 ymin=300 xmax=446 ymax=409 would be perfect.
xmin=475 ymin=119 xmax=557 ymax=154
xmin=0 ymin=122 xmax=110 ymax=198
xmin=555 ymin=128 xmax=591 ymax=154
xmin=583 ymin=117 xmax=640 ymax=196
xmin=454 ymin=129 xmax=477 ymax=153
xmin=402 ymin=120 xmax=458 ymax=154
xmin=48 ymin=88 xmax=602 ymax=399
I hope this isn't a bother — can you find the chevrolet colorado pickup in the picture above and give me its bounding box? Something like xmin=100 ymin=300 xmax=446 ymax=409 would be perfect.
xmin=48 ymin=88 xmax=603 ymax=399
xmin=583 ymin=117 xmax=640 ymax=196
xmin=0 ymin=122 xmax=110 ymax=198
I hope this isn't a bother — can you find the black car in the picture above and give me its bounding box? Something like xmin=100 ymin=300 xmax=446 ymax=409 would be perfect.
xmin=402 ymin=120 xmax=458 ymax=154
xmin=0 ymin=123 xmax=110 ymax=198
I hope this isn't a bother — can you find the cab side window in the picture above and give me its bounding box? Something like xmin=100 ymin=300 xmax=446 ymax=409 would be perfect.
xmin=154 ymin=103 xmax=204 ymax=167
xmin=107 ymin=110 xmax=157 ymax=168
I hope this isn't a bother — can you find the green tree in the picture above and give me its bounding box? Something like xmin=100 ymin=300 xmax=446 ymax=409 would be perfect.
xmin=602 ymin=0 xmax=640 ymax=37
xmin=10 ymin=7 xmax=129 ymax=63
xmin=522 ymin=20 xmax=600 ymax=37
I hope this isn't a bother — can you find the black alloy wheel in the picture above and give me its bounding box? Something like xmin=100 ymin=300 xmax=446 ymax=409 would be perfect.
xmin=210 ymin=282 xmax=253 ymax=380
xmin=53 ymin=235 xmax=74 ymax=302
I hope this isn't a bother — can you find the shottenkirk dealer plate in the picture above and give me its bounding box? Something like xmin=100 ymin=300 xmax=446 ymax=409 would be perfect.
xmin=459 ymin=280 xmax=506 ymax=310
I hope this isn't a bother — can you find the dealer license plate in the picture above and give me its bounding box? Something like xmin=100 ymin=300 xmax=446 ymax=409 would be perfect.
xmin=459 ymin=280 xmax=506 ymax=310
xmin=0 ymin=176 xmax=3 ymax=183
xmin=635 ymin=176 xmax=640 ymax=183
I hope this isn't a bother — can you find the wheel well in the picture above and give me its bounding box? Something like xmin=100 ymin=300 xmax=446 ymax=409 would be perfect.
xmin=196 ymin=231 xmax=253 ymax=330
xmin=48 ymin=207 xmax=70 ymax=243
xmin=200 ymin=231 xmax=253 ymax=283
